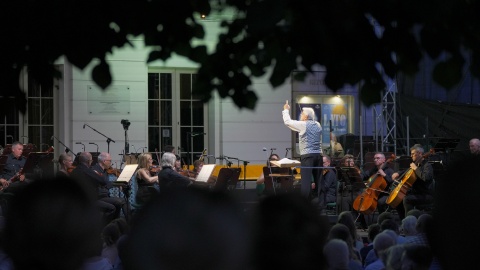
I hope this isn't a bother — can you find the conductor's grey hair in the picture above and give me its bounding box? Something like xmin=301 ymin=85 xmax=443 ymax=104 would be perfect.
xmin=302 ymin=107 xmax=316 ymax=121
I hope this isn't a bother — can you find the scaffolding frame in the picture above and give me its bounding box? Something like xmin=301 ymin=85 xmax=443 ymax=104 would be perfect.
xmin=373 ymin=82 xmax=397 ymax=156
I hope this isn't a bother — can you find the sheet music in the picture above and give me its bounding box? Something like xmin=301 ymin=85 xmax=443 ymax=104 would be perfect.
xmin=116 ymin=164 xmax=138 ymax=182
xmin=196 ymin=164 xmax=216 ymax=182
xmin=270 ymin=158 xmax=300 ymax=168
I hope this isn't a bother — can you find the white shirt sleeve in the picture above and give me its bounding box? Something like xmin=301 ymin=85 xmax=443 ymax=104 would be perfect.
xmin=282 ymin=109 xmax=306 ymax=135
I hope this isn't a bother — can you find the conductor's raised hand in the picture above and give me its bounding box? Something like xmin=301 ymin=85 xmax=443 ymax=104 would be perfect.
xmin=284 ymin=100 xmax=290 ymax=110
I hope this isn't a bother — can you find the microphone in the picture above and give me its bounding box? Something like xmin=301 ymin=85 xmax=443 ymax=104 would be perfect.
xmin=263 ymin=147 xmax=267 ymax=151
xmin=271 ymin=148 xmax=276 ymax=150
xmin=50 ymin=136 xmax=54 ymax=141
xmin=83 ymin=124 xmax=86 ymax=129
xmin=131 ymin=145 xmax=138 ymax=154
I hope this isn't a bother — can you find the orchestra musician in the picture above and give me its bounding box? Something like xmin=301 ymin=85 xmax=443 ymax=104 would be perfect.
xmin=135 ymin=153 xmax=159 ymax=205
xmin=191 ymin=159 xmax=216 ymax=184
xmin=337 ymin=154 xmax=368 ymax=228
xmin=163 ymin=145 xmax=176 ymax=154
xmin=327 ymin=134 xmax=344 ymax=158
xmin=282 ymin=101 xmax=323 ymax=199
xmin=360 ymin=152 xmax=394 ymax=213
xmin=316 ymin=155 xmax=337 ymax=214
xmin=255 ymin=153 xmax=280 ymax=196
xmin=192 ymin=159 xmax=203 ymax=178
xmin=56 ymin=153 xmax=74 ymax=177
xmin=158 ymin=152 xmax=193 ymax=191
xmin=391 ymin=145 xmax=434 ymax=220
xmin=469 ymin=138 xmax=480 ymax=155
xmin=174 ymin=154 xmax=182 ymax=172
xmin=0 ymin=141 xmax=27 ymax=193
xmin=70 ymin=152 xmax=128 ymax=223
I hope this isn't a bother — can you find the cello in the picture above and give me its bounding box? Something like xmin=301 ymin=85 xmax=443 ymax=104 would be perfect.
xmin=352 ymin=154 xmax=395 ymax=215
xmin=386 ymin=149 xmax=434 ymax=208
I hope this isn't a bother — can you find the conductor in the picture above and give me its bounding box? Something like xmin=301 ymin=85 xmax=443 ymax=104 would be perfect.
xmin=282 ymin=100 xmax=323 ymax=199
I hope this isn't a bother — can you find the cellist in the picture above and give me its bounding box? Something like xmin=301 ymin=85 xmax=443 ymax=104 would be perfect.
xmin=360 ymin=152 xmax=394 ymax=213
xmin=391 ymin=145 xmax=434 ymax=220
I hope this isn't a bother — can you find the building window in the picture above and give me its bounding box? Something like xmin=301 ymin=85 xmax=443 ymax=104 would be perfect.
xmin=27 ymin=77 xmax=54 ymax=152
xmin=148 ymin=70 xmax=206 ymax=165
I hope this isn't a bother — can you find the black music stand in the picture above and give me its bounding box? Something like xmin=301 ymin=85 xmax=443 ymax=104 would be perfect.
xmin=337 ymin=167 xmax=363 ymax=188
xmin=213 ymin=168 xmax=241 ymax=192
xmin=263 ymin=166 xmax=293 ymax=195
xmin=23 ymin=152 xmax=54 ymax=179
xmin=336 ymin=167 xmax=364 ymax=212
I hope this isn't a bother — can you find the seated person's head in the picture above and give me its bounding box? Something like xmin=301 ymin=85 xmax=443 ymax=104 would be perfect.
xmin=161 ymin=152 xmax=176 ymax=168
xmin=269 ymin=154 xmax=279 ymax=161
xmin=267 ymin=153 xmax=280 ymax=167
xmin=342 ymin=154 xmax=354 ymax=167
xmin=193 ymin=160 xmax=204 ymax=172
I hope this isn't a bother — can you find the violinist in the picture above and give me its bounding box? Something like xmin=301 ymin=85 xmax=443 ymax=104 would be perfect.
xmin=158 ymin=152 xmax=193 ymax=192
xmin=255 ymin=153 xmax=280 ymax=196
xmin=360 ymin=153 xmax=394 ymax=213
xmin=0 ymin=141 xmax=27 ymax=193
xmin=71 ymin=152 xmax=128 ymax=223
xmin=194 ymin=159 xmax=205 ymax=175
xmin=135 ymin=153 xmax=159 ymax=205
xmin=316 ymin=155 xmax=337 ymax=214
xmin=192 ymin=159 xmax=217 ymax=184
xmin=56 ymin=153 xmax=74 ymax=177
xmin=174 ymin=155 xmax=183 ymax=172
xmin=337 ymin=154 xmax=362 ymax=212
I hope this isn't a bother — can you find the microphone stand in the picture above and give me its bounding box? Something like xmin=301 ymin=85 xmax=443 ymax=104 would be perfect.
xmin=84 ymin=123 xmax=115 ymax=153
xmin=76 ymin=142 xmax=85 ymax=152
xmin=52 ymin=136 xmax=77 ymax=157
xmin=239 ymin=159 xmax=250 ymax=190
xmin=89 ymin=142 xmax=99 ymax=153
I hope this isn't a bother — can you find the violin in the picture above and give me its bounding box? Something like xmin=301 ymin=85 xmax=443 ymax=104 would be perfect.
xmin=179 ymin=169 xmax=196 ymax=178
xmin=67 ymin=166 xmax=76 ymax=174
xmin=353 ymin=154 xmax=395 ymax=215
xmin=149 ymin=165 xmax=161 ymax=175
xmin=106 ymin=167 xmax=121 ymax=177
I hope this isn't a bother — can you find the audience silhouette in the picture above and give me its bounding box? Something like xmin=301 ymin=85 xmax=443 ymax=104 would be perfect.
xmin=2 ymin=176 xmax=102 ymax=270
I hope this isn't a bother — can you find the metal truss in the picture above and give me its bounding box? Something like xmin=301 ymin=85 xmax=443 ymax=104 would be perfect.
xmin=373 ymin=82 xmax=397 ymax=156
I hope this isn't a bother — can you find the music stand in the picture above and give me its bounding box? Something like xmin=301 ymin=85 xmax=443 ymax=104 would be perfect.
xmin=23 ymin=152 xmax=54 ymax=179
xmin=263 ymin=166 xmax=293 ymax=195
xmin=337 ymin=167 xmax=363 ymax=188
xmin=336 ymin=166 xmax=364 ymax=212
xmin=213 ymin=168 xmax=241 ymax=192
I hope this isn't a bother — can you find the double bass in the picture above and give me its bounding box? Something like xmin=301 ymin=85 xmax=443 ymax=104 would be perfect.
xmin=352 ymin=154 xmax=395 ymax=215
xmin=386 ymin=149 xmax=434 ymax=208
